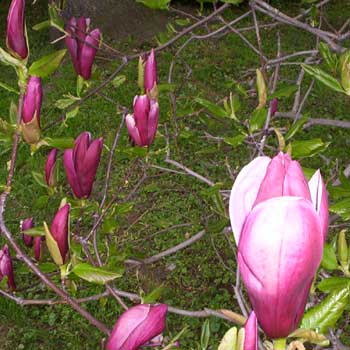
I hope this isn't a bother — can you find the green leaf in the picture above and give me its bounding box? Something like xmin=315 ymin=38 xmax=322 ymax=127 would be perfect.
xmin=285 ymin=115 xmax=309 ymax=140
xmin=319 ymin=42 xmax=338 ymax=73
xmin=250 ymin=107 xmax=267 ymax=133
xmin=288 ymin=329 xmax=329 ymax=346
xmin=291 ymin=138 xmax=329 ymax=158
xmin=55 ymin=98 xmax=77 ymax=110
xmin=302 ymin=64 xmax=345 ymax=94
xmin=224 ymin=134 xmax=246 ymax=148
xmin=318 ymin=277 xmax=350 ymax=293
xmin=21 ymin=226 xmax=46 ymax=237
xmin=48 ymin=4 xmax=65 ymax=31
xmin=218 ymin=327 xmax=238 ymax=350
xmin=330 ymin=198 xmax=350 ymax=220
xmin=111 ymin=75 xmax=126 ymax=88
xmin=200 ymin=319 xmax=211 ymax=350
xmin=136 ymin=0 xmax=171 ymax=10
xmin=195 ymin=97 xmax=229 ymax=119
xmin=72 ymin=263 xmax=122 ymax=284
xmin=44 ymin=137 xmax=74 ymax=149
xmin=32 ymin=171 xmax=48 ymax=188
xmin=142 ymin=284 xmax=165 ymax=303
xmin=0 ymin=81 xmax=19 ymax=95
xmin=222 ymin=0 xmax=243 ymax=3
xmin=29 ymin=49 xmax=67 ymax=78
xmin=321 ymin=243 xmax=338 ymax=271
xmin=269 ymin=85 xmax=298 ymax=100
xmin=301 ymin=286 xmax=349 ymax=332
xmin=33 ymin=20 xmax=51 ymax=31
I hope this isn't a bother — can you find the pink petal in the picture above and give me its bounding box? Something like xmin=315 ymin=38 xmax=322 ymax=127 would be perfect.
xmin=126 ymin=114 xmax=142 ymax=146
xmin=229 ymin=156 xmax=271 ymax=243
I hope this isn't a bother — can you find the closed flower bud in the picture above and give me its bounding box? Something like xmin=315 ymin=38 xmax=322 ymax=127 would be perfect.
xmin=126 ymin=95 xmax=159 ymax=147
xmin=21 ymin=217 xmax=34 ymax=247
xmin=270 ymin=98 xmax=278 ymax=117
xmin=6 ymin=0 xmax=28 ymax=60
xmin=106 ymin=304 xmax=168 ymax=350
xmin=144 ymin=49 xmax=157 ymax=96
xmin=63 ymin=132 xmax=103 ymax=199
xmin=229 ymin=152 xmax=328 ymax=243
xmin=45 ymin=148 xmax=58 ymax=187
xmin=65 ymin=17 xmax=101 ymax=80
xmin=21 ymin=76 xmax=43 ymax=144
xmin=338 ymin=230 xmax=349 ymax=269
xmin=45 ymin=204 xmax=70 ymax=266
xmin=33 ymin=236 xmax=44 ymax=261
xmin=0 ymin=245 xmax=16 ymax=290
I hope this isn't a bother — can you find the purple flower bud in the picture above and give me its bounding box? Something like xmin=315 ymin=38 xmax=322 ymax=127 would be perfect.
xmin=65 ymin=17 xmax=101 ymax=80
xmin=45 ymin=149 xmax=58 ymax=187
xmin=6 ymin=0 xmax=28 ymax=60
xmin=244 ymin=312 xmax=257 ymax=350
xmin=50 ymin=204 xmax=70 ymax=264
xmin=63 ymin=132 xmax=103 ymax=198
xmin=106 ymin=304 xmax=168 ymax=350
xmin=21 ymin=217 xmax=34 ymax=247
xmin=270 ymin=98 xmax=278 ymax=117
xmin=144 ymin=49 xmax=157 ymax=93
xmin=21 ymin=76 xmax=43 ymax=144
xmin=33 ymin=236 xmax=44 ymax=261
xmin=238 ymin=197 xmax=323 ymax=338
xmin=126 ymin=95 xmax=159 ymax=147
xmin=0 ymin=245 xmax=16 ymax=290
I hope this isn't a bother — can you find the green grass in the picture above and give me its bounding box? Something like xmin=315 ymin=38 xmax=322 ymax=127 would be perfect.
xmin=0 ymin=1 xmax=350 ymax=349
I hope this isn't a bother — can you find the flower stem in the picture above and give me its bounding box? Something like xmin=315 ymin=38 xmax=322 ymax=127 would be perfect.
xmin=273 ymin=338 xmax=287 ymax=350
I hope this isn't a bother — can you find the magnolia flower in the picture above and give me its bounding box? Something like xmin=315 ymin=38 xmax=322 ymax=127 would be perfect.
xmin=63 ymin=132 xmax=103 ymax=199
xmin=45 ymin=149 xmax=58 ymax=187
xmin=0 ymin=245 xmax=16 ymax=290
xmin=65 ymin=17 xmax=101 ymax=80
xmin=126 ymin=95 xmax=159 ymax=147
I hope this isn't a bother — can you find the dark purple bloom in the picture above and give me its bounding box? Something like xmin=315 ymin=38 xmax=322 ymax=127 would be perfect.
xmin=65 ymin=17 xmax=101 ymax=80
xmin=49 ymin=204 xmax=70 ymax=264
xmin=21 ymin=217 xmax=34 ymax=247
xmin=33 ymin=236 xmax=44 ymax=261
xmin=21 ymin=76 xmax=42 ymax=144
xmin=106 ymin=304 xmax=168 ymax=350
xmin=63 ymin=132 xmax=103 ymax=198
xmin=0 ymin=245 xmax=16 ymax=290
xmin=6 ymin=0 xmax=28 ymax=60
xmin=270 ymin=98 xmax=278 ymax=117
xmin=126 ymin=95 xmax=159 ymax=147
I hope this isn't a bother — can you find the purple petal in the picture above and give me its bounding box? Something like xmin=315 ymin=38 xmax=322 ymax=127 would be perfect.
xmin=147 ymin=99 xmax=159 ymax=145
xmin=22 ymin=76 xmax=43 ymax=124
xmin=238 ymin=197 xmax=323 ymax=338
xmin=0 ymin=245 xmax=16 ymax=290
xmin=126 ymin=114 xmax=143 ymax=147
xmin=309 ymin=170 xmax=329 ymax=241
xmin=244 ymin=311 xmax=257 ymax=350
xmin=22 ymin=217 xmax=34 ymax=247
xmin=50 ymin=204 xmax=70 ymax=263
xmin=106 ymin=304 xmax=168 ymax=350
xmin=6 ymin=0 xmax=28 ymax=59
xmin=74 ymin=132 xmax=91 ymax=178
xmin=78 ymin=137 xmax=103 ymax=197
xmin=80 ymin=28 xmax=101 ymax=80
xmin=229 ymin=156 xmax=271 ymax=243
xmin=144 ymin=49 xmax=157 ymax=92
xmin=133 ymin=95 xmax=150 ymax=146
xmin=63 ymin=149 xmax=83 ymax=198
xmin=65 ymin=17 xmax=81 ymax=75
xmin=45 ymin=148 xmax=58 ymax=187
xmin=33 ymin=236 xmax=43 ymax=261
